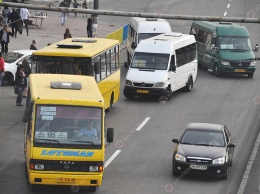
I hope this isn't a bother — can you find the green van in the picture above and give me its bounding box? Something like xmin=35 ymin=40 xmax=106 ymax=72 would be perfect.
xmin=190 ymin=21 xmax=258 ymax=78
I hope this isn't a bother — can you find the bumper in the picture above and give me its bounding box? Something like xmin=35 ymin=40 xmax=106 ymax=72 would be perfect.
xmin=28 ymin=171 xmax=103 ymax=186
xmin=124 ymin=85 xmax=167 ymax=96
xmin=218 ymin=65 xmax=255 ymax=74
xmin=173 ymin=160 xmax=228 ymax=177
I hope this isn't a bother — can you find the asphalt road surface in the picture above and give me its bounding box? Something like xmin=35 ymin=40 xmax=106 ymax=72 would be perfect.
xmin=0 ymin=0 xmax=260 ymax=194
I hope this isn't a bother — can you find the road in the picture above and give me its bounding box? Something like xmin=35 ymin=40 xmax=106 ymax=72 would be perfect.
xmin=0 ymin=0 xmax=260 ymax=194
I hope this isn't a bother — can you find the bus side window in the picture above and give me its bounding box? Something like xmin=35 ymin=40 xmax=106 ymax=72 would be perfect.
xmin=101 ymin=53 xmax=106 ymax=80
xmin=111 ymin=47 xmax=117 ymax=73
xmin=106 ymin=50 xmax=111 ymax=76
xmin=92 ymin=55 xmax=101 ymax=82
xmin=190 ymin=27 xmax=198 ymax=40
xmin=175 ymin=49 xmax=184 ymax=67
xmin=197 ymin=29 xmax=206 ymax=43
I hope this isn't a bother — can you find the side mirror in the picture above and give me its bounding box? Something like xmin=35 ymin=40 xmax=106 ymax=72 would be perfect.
xmin=227 ymin=142 xmax=235 ymax=148
xmin=106 ymin=128 xmax=114 ymax=143
xmin=124 ymin=61 xmax=129 ymax=68
xmin=255 ymin=44 xmax=259 ymax=52
xmin=22 ymin=102 xmax=33 ymax=123
xmin=172 ymin=139 xmax=179 ymax=143
xmin=17 ymin=61 xmax=22 ymax=66
xmin=94 ymin=62 xmax=100 ymax=74
xmin=131 ymin=42 xmax=137 ymax=49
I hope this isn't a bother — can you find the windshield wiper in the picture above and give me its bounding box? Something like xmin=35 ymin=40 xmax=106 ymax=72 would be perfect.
xmin=70 ymin=140 xmax=99 ymax=148
xmin=36 ymin=139 xmax=60 ymax=144
xmin=195 ymin=143 xmax=211 ymax=146
xmin=181 ymin=142 xmax=194 ymax=145
xmin=231 ymin=48 xmax=247 ymax=52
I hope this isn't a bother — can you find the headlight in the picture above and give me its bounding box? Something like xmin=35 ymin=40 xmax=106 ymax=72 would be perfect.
xmin=249 ymin=61 xmax=256 ymax=67
xmin=175 ymin=154 xmax=186 ymax=162
xmin=221 ymin=61 xmax=230 ymax=66
xmin=125 ymin=80 xmax=132 ymax=86
xmin=89 ymin=166 xmax=99 ymax=172
xmin=34 ymin=164 xmax=44 ymax=170
xmin=212 ymin=157 xmax=225 ymax=165
xmin=153 ymin=82 xmax=165 ymax=87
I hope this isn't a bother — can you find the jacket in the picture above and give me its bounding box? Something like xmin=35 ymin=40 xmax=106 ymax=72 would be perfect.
xmin=30 ymin=44 xmax=37 ymax=50
xmin=15 ymin=71 xmax=27 ymax=87
xmin=8 ymin=10 xmax=21 ymax=23
xmin=0 ymin=29 xmax=13 ymax=43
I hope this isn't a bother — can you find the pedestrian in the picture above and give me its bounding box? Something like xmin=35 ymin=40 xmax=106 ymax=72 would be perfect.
xmin=0 ymin=25 xmax=13 ymax=55
xmin=82 ymin=0 xmax=88 ymax=17
xmin=20 ymin=8 xmax=30 ymax=36
xmin=30 ymin=40 xmax=37 ymax=50
xmin=64 ymin=28 xmax=72 ymax=39
xmin=73 ymin=0 xmax=80 ymax=16
xmin=59 ymin=0 xmax=69 ymax=25
xmin=15 ymin=64 xmax=27 ymax=106
xmin=2 ymin=6 xmax=10 ymax=26
xmin=8 ymin=8 xmax=22 ymax=38
xmin=0 ymin=52 xmax=5 ymax=87
xmin=22 ymin=58 xmax=31 ymax=98
xmin=87 ymin=15 xmax=93 ymax=37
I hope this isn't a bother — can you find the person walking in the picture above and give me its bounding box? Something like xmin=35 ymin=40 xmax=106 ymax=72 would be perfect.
xmin=64 ymin=28 xmax=72 ymax=39
xmin=15 ymin=65 xmax=27 ymax=106
xmin=82 ymin=0 xmax=88 ymax=17
xmin=8 ymin=8 xmax=21 ymax=38
xmin=0 ymin=25 xmax=13 ymax=55
xmin=87 ymin=15 xmax=93 ymax=38
xmin=73 ymin=0 xmax=80 ymax=16
xmin=22 ymin=58 xmax=31 ymax=98
xmin=30 ymin=40 xmax=37 ymax=50
xmin=20 ymin=8 xmax=30 ymax=36
xmin=2 ymin=6 xmax=10 ymax=26
xmin=0 ymin=52 xmax=5 ymax=87
xmin=59 ymin=0 xmax=69 ymax=25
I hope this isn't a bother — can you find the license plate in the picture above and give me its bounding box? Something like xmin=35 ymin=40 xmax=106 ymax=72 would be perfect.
xmin=56 ymin=177 xmax=76 ymax=183
xmin=190 ymin=165 xmax=207 ymax=170
xmin=137 ymin=90 xmax=149 ymax=94
xmin=235 ymin=69 xmax=246 ymax=72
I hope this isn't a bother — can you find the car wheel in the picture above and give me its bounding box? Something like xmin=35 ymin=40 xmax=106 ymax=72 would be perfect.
xmin=123 ymin=89 xmax=136 ymax=100
xmin=213 ymin=65 xmax=221 ymax=77
xmin=248 ymin=73 xmax=253 ymax=78
xmin=184 ymin=77 xmax=193 ymax=92
xmin=2 ymin=73 xmax=13 ymax=86
xmin=221 ymin=167 xmax=228 ymax=180
xmin=164 ymin=86 xmax=173 ymax=100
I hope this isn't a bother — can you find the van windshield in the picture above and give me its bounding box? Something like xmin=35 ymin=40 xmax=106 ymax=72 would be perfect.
xmin=138 ymin=33 xmax=162 ymax=43
xmin=217 ymin=36 xmax=252 ymax=51
xmin=131 ymin=52 xmax=169 ymax=70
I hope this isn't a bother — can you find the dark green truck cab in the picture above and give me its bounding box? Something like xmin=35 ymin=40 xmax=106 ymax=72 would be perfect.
xmin=190 ymin=21 xmax=258 ymax=78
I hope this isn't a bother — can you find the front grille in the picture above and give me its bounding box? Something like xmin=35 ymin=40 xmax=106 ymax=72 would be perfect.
xmin=133 ymin=82 xmax=154 ymax=87
xmin=187 ymin=157 xmax=212 ymax=164
xmin=229 ymin=61 xmax=250 ymax=67
xmin=30 ymin=159 xmax=103 ymax=172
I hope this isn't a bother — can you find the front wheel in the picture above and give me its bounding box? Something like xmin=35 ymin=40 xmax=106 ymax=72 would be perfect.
xmin=88 ymin=186 xmax=97 ymax=192
xmin=213 ymin=65 xmax=221 ymax=77
xmin=221 ymin=167 xmax=229 ymax=180
xmin=248 ymin=73 xmax=254 ymax=78
xmin=123 ymin=90 xmax=136 ymax=100
xmin=184 ymin=77 xmax=193 ymax=92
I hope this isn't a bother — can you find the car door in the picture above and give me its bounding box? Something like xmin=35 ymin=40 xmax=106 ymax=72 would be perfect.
xmin=224 ymin=126 xmax=234 ymax=163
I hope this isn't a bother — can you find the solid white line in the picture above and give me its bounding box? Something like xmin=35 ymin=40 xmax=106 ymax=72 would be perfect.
xmin=237 ymin=132 xmax=260 ymax=194
xmin=224 ymin=12 xmax=227 ymax=16
xmin=227 ymin=4 xmax=230 ymax=8
xmin=104 ymin=150 xmax=121 ymax=168
xmin=136 ymin=117 xmax=150 ymax=131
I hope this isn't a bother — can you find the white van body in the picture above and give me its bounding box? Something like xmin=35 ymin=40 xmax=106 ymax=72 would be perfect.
xmin=124 ymin=32 xmax=198 ymax=100
xmin=126 ymin=17 xmax=172 ymax=64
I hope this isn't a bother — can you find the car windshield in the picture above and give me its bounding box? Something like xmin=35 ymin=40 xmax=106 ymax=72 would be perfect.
xmin=180 ymin=129 xmax=226 ymax=147
xmin=138 ymin=33 xmax=162 ymax=43
xmin=34 ymin=105 xmax=102 ymax=148
xmin=217 ymin=36 xmax=252 ymax=51
xmin=131 ymin=52 xmax=169 ymax=70
xmin=4 ymin=52 xmax=23 ymax=63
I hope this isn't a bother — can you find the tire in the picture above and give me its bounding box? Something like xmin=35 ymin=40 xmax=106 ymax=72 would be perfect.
xmin=105 ymin=94 xmax=113 ymax=112
xmin=88 ymin=186 xmax=97 ymax=192
xmin=213 ymin=65 xmax=221 ymax=77
xmin=248 ymin=73 xmax=253 ymax=78
xmin=221 ymin=167 xmax=228 ymax=180
xmin=31 ymin=184 xmax=39 ymax=192
xmin=123 ymin=88 xmax=135 ymax=100
xmin=2 ymin=73 xmax=13 ymax=86
xmin=184 ymin=77 xmax=193 ymax=92
xmin=164 ymin=86 xmax=172 ymax=100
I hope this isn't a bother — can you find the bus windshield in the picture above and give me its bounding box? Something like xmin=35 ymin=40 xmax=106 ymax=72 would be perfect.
xmin=34 ymin=105 xmax=102 ymax=148
xmin=217 ymin=36 xmax=253 ymax=51
xmin=131 ymin=52 xmax=170 ymax=70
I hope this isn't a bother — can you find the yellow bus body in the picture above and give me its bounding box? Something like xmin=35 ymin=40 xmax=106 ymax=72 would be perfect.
xmin=24 ymin=74 xmax=106 ymax=189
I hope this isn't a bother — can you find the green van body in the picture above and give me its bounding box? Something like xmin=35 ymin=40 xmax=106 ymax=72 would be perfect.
xmin=190 ymin=21 xmax=256 ymax=78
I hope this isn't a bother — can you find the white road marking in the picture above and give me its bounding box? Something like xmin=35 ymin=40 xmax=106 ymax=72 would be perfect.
xmin=136 ymin=117 xmax=150 ymax=131
xmin=224 ymin=11 xmax=227 ymax=16
xmin=104 ymin=150 xmax=121 ymax=168
xmin=237 ymin=132 xmax=260 ymax=194
xmin=227 ymin=4 xmax=230 ymax=8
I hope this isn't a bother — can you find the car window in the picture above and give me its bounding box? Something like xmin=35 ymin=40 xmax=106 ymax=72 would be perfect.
xmin=4 ymin=52 xmax=24 ymax=63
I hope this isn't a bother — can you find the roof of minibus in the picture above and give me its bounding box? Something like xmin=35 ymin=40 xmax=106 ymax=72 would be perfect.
xmin=32 ymin=38 xmax=120 ymax=57
xmin=29 ymin=74 xmax=104 ymax=107
xmin=135 ymin=32 xmax=195 ymax=54
xmin=192 ymin=21 xmax=249 ymax=36
xmin=130 ymin=17 xmax=172 ymax=33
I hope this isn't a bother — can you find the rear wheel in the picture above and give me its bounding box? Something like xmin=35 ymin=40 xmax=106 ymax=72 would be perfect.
xmin=88 ymin=186 xmax=97 ymax=192
xmin=2 ymin=73 xmax=13 ymax=86
xmin=106 ymin=94 xmax=114 ymax=112
xmin=248 ymin=73 xmax=254 ymax=78
xmin=184 ymin=77 xmax=193 ymax=92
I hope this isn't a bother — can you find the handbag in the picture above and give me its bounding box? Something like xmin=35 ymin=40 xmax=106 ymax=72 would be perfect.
xmin=14 ymin=86 xmax=18 ymax=95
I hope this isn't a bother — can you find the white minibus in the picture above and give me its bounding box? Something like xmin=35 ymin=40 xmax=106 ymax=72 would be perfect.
xmin=124 ymin=32 xmax=198 ymax=100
